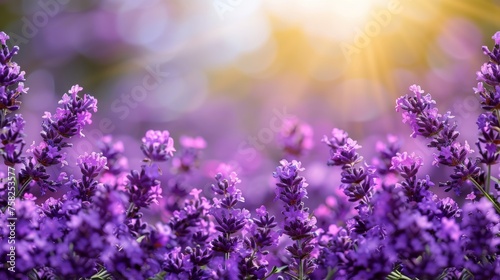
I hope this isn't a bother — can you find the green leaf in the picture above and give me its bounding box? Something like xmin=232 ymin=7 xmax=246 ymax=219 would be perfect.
xmin=28 ymin=269 xmax=42 ymax=280
xmin=459 ymin=269 xmax=473 ymax=280
xmin=490 ymin=176 xmax=500 ymax=185
xmin=386 ymin=270 xmax=414 ymax=280
xmin=148 ymin=271 xmax=167 ymax=280
xmin=262 ymin=265 xmax=288 ymax=279
xmin=137 ymin=235 xmax=147 ymax=243
xmin=272 ymin=265 xmax=288 ymax=273
xmin=90 ymin=268 xmax=112 ymax=280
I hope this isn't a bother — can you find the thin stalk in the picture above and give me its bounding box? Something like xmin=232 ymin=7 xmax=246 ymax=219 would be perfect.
xmin=487 ymin=164 xmax=492 ymax=194
xmin=126 ymin=202 xmax=135 ymax=218
xmin=16 ymin=177 xmax=32 ymax=198
xmin=224 ymin=233 xmax=230 ymax=269
xmin=323 ymin=267 xmax=336 ymax=280
xmin=469 ymin=177 xmax=500 ymax=214
xmin=398 ymin=274 xmax=413 ymax=280
xmin=297 ymin=240 xmax=304 ymax=280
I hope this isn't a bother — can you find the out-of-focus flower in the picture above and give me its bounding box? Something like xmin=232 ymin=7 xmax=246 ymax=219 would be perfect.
xmin=172 ymin=135 xmax=206 ymax=173
xmin=278 ymin=117 xmax=314 ymax=157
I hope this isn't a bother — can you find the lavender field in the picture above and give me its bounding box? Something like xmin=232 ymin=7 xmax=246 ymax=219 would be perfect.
xmin=1 ymin=1 xmax=500 ymax=279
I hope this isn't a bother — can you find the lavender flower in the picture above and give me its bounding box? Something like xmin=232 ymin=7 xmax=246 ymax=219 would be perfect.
xmin=98 ymin=135 xmax=129 ymax=188
xmin=273 ymin=159 xmax=317 ymax=279
xmin=396 ymin=84 xmax=457 ymax=143
xmin=168 ymin=188 xmax=212 ymax=248
xmin=481 ymin=31 xmax=500 ymax=64
xmin=461 ymin=198 xmax=500 ymax=266
xmin=324 ymin=128 xmax=376 ymax=203
xmin=126 ymin=164 xmax=163 ymax=216
xmin=1 ymin=32 xmax=28 ymax=166
xmin=372 ymin=134 xmax=401 ymax=176
xmin=42 ymin=84 xmax=97 ymax=138
xmin=0 ymin=31 xmax=27 ymax=112
xmin=141 ymin=130 xmax=176 ymax=161
xmin=396 ymin=85 xmax=486 ymax=197
xmin=163 ymin=189 xmax=214 ymax=279
xmin=322 ymin=128 xmax=363 ymax=167
xmin=77 ymin=152 xmax=108 ymax=178
xmin=210 ymin=169 xmax=248 ymax=263
xmin=477 ymin=39 xmax=500 ymax=86
xmin=239 ymin=205 xmax=279 ymax=279
xmin=391 ymin=152 xmax=423 ymax=179
xmin=69 ymin=152 xmax=108 ymax=202
xmin=1 ymin=114 xmax=26 ymax=166
xmin=17 ymin=85 xmax=98 ymax=196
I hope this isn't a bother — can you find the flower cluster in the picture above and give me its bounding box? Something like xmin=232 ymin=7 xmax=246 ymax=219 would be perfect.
xmin=323 ymin=128 xmax=376 ymax=203
xmin=0 ymin=31 xmax=28 ymax=166
xmin=141 ymin=130 xmax=176 ymax=162
xmin=396 ymin=84 xmax=482 ymax=196
xmin=1 ymin=30 xmax=500 ymax=280
xmin=19 ymin=84 xmax=98 ymax=196
xmin=273 ymin=159 xmax=317 ymax=279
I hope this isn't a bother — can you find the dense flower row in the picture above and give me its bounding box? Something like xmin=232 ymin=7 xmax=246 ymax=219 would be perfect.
xmin=1 ymin=30 xmax=499 ymax=280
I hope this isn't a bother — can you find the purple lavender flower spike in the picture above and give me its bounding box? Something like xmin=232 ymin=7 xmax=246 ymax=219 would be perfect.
xmin=461 ymin=198 xmax=500 ymax=279
xmin=126 ymin=164 xmax=163 ymax=214
xmin=98 ymin=135 xmax=129 ymax=188
xmin=209 ymin=167 xmax=248 ymax=273
xmin=372 ymin=134 xmax=401 ymax=176
xmin=239 ymin=205 xmax=279 ymax=279
xmin=16 ymin=85 xmax=98 ymax=196
xmin=396 ymin=84 xmax=486 ymax=196
xmin=391 ymin=152 xmax=423 ymax=179
xmin=42 ymin=84 xmax=97 ymax=139
xmin=1 ymin=32 xmax=28 ymax=166
xmin=67 ymin=152 xmax=108 ymax=202
xmin=163 ymin=188 xmax=214 ymax=278
xmin=141 ymin=130 xmax=176 ymax=161
xmin=77 ymin=152 xmax=108 ymax=178
xmin=323 ymin=128 xmax=363 ymax=167
xmin=324 ymin=128 xmax=376 ymax=203
xmin=0 ymin=31 xmax=27 ymax=111
xmin=396 ymin=84 xmax=458 ymax=142
xmin=273 ymin=159 xmax=317 ymax=279
xmin=1 ymin=114 xmax=26 ymax=165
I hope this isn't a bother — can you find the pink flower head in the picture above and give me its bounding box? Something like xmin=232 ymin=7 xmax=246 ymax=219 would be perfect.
xmin=493 ymin=31 xmax=500 ymax=45
xmin=180 ymin=136 xmax=207 ymax=149
xmin=141 ymin=130 xmax=176 ymax=161
xmin=0 ymin=32 xmax=8 ymax=45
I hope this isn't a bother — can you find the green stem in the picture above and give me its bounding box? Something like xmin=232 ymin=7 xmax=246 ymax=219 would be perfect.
xmin=487 ymin=164 xmax=492 ymax=194
xmin=323 ymin=268 xmax=336 ymax=280
xmin=126 ymin=202 xmax=135 ymax=218
xmin=224 ymin=233 xmax=230 ymax=269
xmin=16 ymin=177 xmax=32 ymax=199
xmin=399 ymin=274 xmax=413 ymax=280
xmin=469 ymin=177 xmax=500 ymax=214
xmin=297 ymin=240 xmax=304 ymax=280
